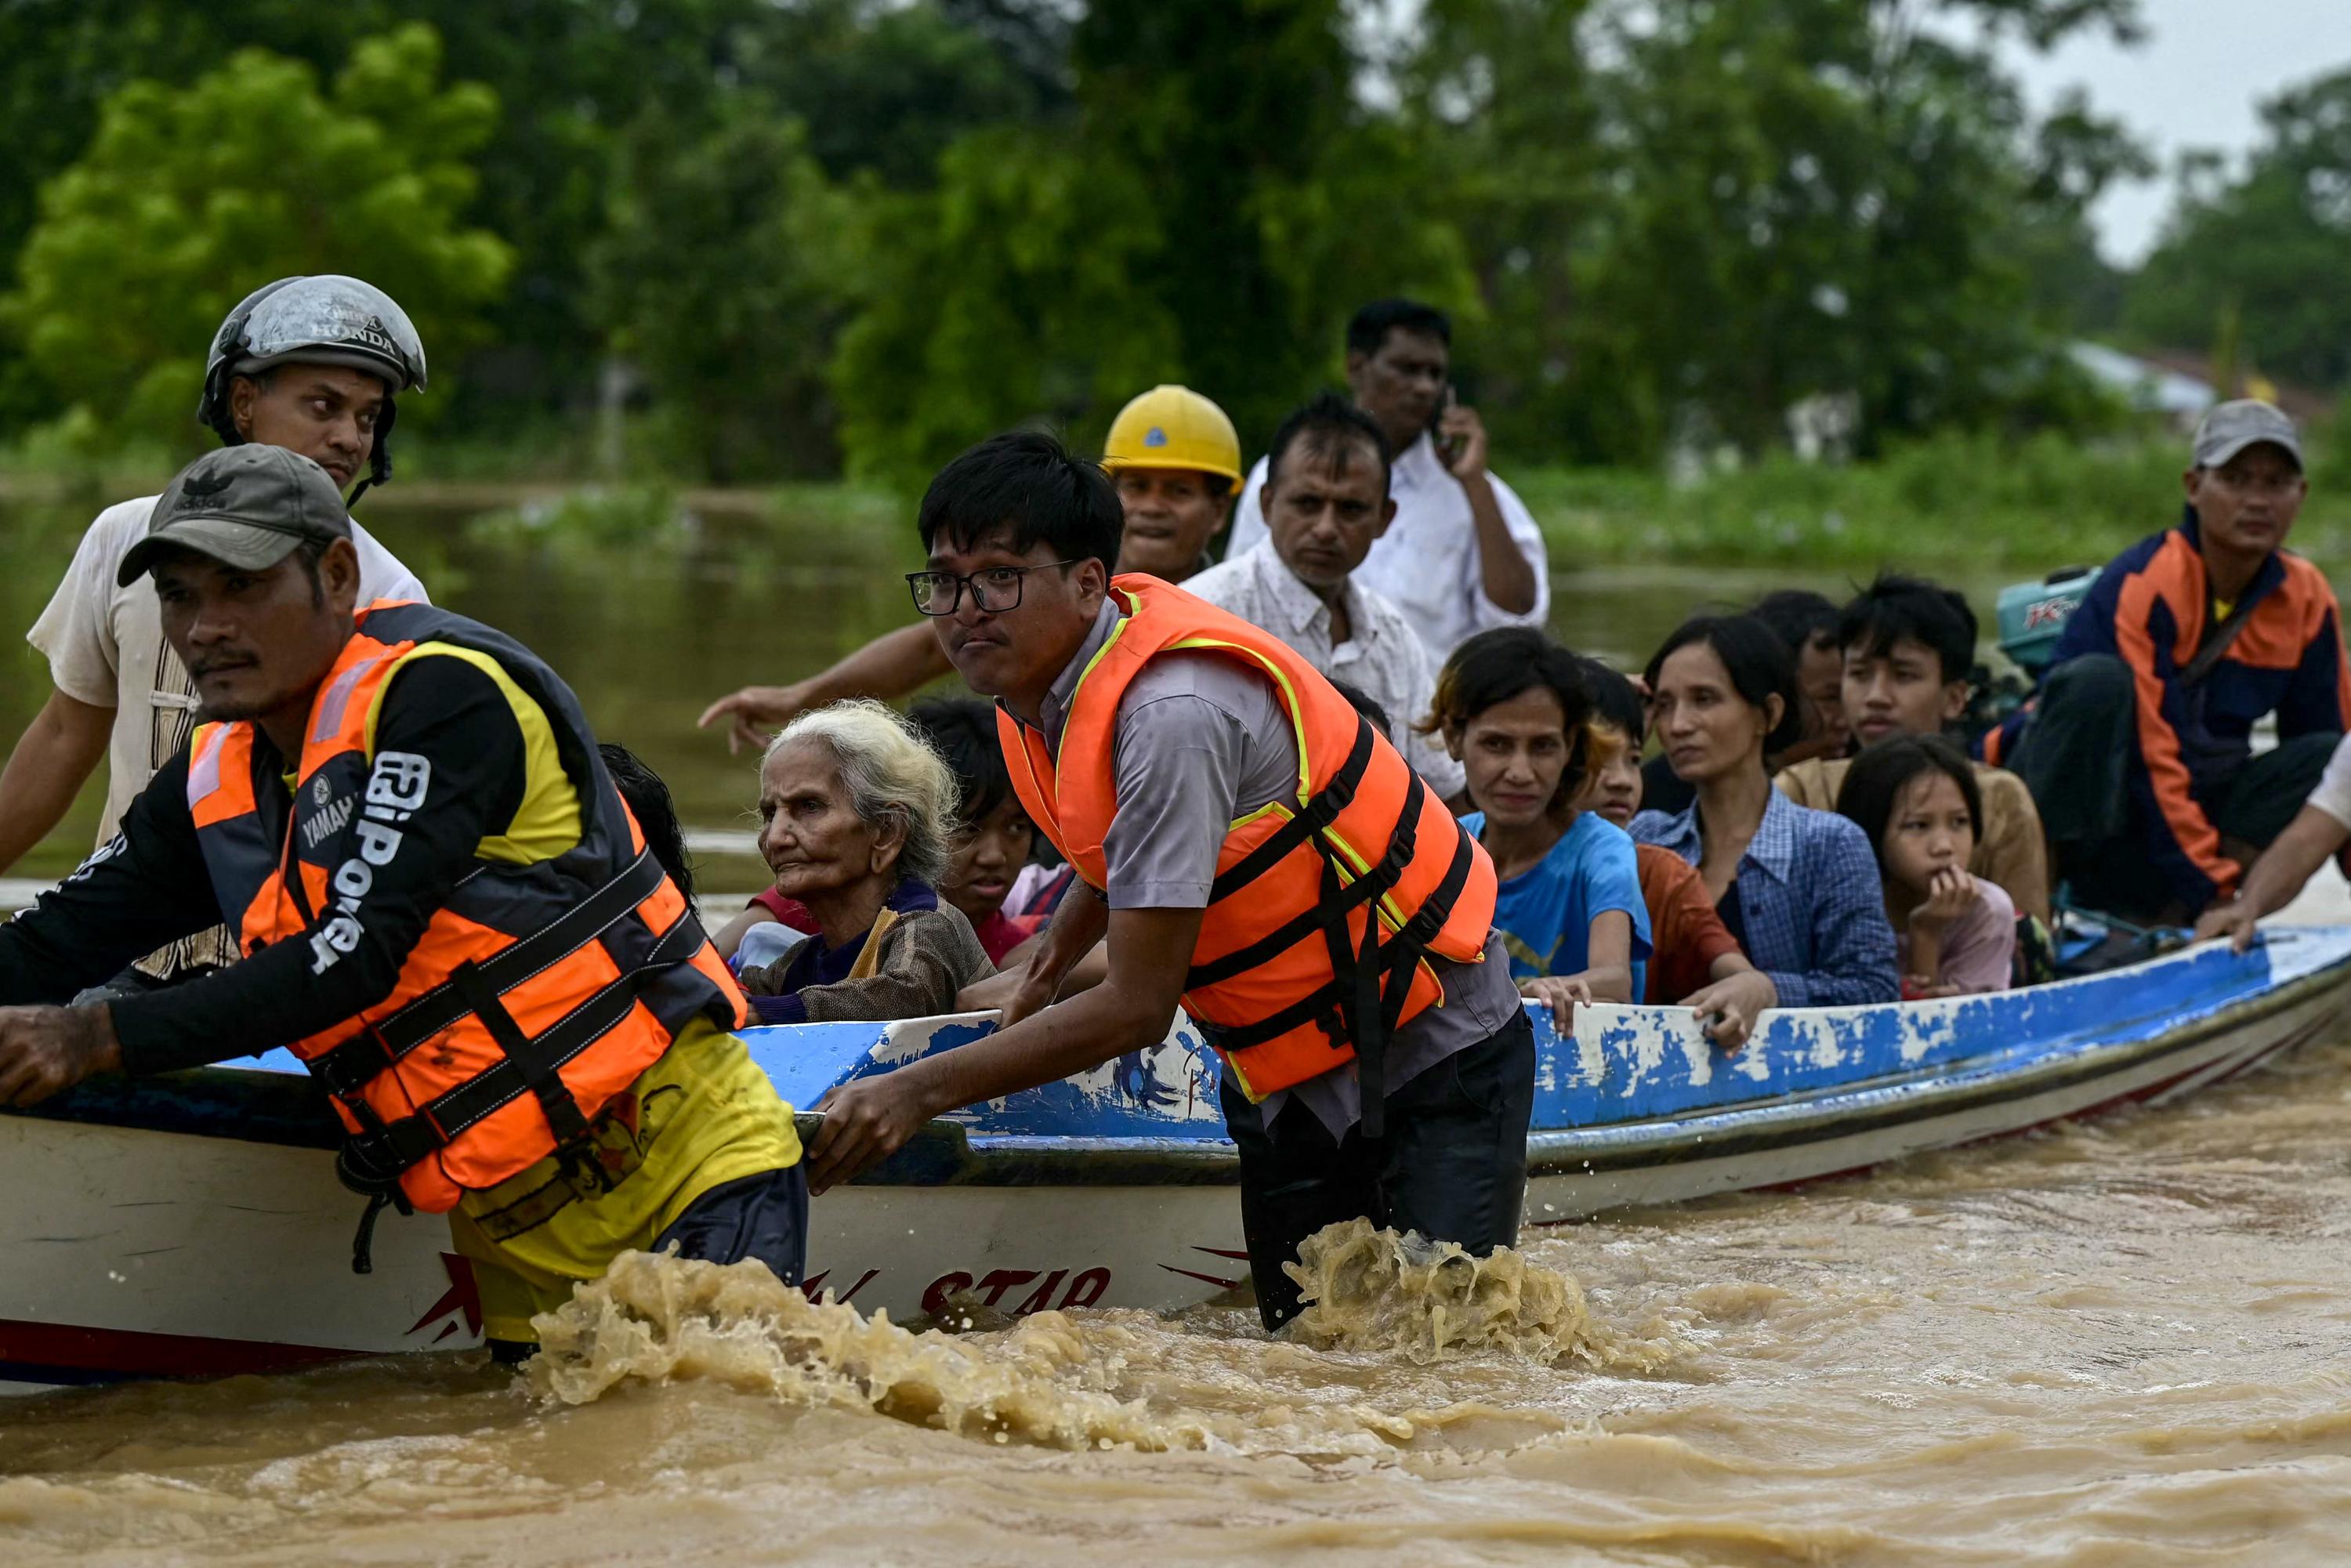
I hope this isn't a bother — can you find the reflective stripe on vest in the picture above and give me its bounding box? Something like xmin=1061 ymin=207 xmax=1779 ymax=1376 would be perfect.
xmin=997 ymin=576 xmax=1498 ymax=1135
xmin=185 ymin=600 xmax=745 ymax=1213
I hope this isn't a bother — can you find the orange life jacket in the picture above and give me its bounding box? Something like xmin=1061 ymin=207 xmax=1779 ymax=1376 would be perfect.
xmin=998 ymin=578 xmax=1497 ymax=1134
xmin=185 ymin=601 xmax=744 ymax=1215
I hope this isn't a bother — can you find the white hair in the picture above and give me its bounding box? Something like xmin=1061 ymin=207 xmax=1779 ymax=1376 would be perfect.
xmin=764 ymin=699 xmax=959 ymax=887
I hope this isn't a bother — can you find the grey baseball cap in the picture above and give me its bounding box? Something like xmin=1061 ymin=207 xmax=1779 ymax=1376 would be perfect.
xmin=2192 ymin=399 xmax=2303 ymax=472
xmin=119 ymin=446 xmax=352 ymax=588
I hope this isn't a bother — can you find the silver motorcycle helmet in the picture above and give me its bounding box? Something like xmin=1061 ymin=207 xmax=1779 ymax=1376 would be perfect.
xmin=197 ymin=276 xmax=428 ymax=502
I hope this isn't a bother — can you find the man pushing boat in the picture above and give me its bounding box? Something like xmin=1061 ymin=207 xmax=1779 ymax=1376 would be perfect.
xmin=0 ymin=446 xmax=804 ymax=1361
xmin=805 ymin=431 xmax=1534 ymax=1331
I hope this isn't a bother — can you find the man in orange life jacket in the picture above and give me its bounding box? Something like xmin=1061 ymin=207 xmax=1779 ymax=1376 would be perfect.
xmin=0 ymin=446 xmax=805 ymax=1359
xmin=805 ymin=431 xmax=1534 ymax=1331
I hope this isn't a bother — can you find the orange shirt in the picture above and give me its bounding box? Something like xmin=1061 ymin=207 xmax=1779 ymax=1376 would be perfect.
xmin=1638 ymin=844 xmax=1744 ymax=1005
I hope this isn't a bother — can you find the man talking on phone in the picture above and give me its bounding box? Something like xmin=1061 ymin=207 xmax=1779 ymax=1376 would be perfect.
xmin=1226 ymin=299 xmax=1548 ymax=660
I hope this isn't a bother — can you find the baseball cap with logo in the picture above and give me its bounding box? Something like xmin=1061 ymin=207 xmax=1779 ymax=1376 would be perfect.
xmin=118 ymin=445 xmax=353 ymax=587
xmin=2192 ymin=399 xmax=2304 ymax=473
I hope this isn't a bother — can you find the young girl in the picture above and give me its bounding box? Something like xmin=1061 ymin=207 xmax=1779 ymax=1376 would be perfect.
xmin=907 ymin=697 xmax=1045 ymax=965
xmin=1835 ymin=734 xmax=2015 ymax=998
xmin=1429 ymin=628 xmax=1650 ymax=1029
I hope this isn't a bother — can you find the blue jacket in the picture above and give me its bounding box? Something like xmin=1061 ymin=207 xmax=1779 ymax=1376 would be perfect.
xmin=1986 ymin=511 xmax=2351 ymax=907
xmin=1632 ymin=787 xmax=1899 ymax=1008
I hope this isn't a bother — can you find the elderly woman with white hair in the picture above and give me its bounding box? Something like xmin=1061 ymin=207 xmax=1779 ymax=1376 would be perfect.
xmin=729 ymin=700 xmax=996 ymax=1023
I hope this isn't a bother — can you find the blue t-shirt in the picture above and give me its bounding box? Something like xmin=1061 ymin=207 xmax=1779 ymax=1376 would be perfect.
xmin=1463 ymin=809 xmax=1654 ymax=1001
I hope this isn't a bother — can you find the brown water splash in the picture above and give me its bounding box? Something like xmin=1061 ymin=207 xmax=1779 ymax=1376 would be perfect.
xmin=525 ymin=1250 xmax=1210 ymax=1450
xmin=1286 ymin=1218 xmax=1683 ymax=1372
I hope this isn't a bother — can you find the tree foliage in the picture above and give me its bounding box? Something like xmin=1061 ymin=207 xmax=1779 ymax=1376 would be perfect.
xmin=2 ymin=24 xmax=512 ymax=456
xmin=0 ymin=0 xmax=2280 ymax=486
xmin=1447 ymin=0 xmax=2142 ymax=462
xmin=828 ymin=0 xmax=1473 ymax=482
xmin=592 ymin=98 xmax=850 ymax=483
xmin=2128 ymin=68 xmax=2351 ymax=392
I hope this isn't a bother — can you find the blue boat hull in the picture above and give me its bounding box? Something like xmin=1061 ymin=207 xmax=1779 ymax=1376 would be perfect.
xmin=3 ymin=927 xmax=2346 ymax=1389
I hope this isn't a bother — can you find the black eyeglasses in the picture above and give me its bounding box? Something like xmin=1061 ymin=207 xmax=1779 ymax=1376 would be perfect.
xmin=905 ymin=560 xmax=1078 ymax=616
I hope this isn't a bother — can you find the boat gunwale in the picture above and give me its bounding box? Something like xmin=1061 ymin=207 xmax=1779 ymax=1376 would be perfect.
xmin=9 ymin=937 xmax=2347 ymax=1191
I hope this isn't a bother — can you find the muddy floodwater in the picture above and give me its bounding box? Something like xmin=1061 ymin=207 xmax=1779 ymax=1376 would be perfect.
xmin=0 ymin=485 xmax=1954 ymax=888
xmin=7 ymin=492 xmax=2349 ymax=1563
xmin=9 ymin=1033 xmax=2351 ymax=1566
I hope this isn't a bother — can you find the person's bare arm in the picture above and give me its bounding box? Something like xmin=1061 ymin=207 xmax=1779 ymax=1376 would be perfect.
xmin=2197 ymin=804 xmax=2350 ymax=952
xmin=1683 ymin=958 xmax=1777 ymax=1052
xmin=952 ymin=879 xmax=1108 ymax=1019
xmin=0 ymin=689 xmax=114 ymax=874
xmin=698 ymin=622 xmax=951 ymax=754
xmin=807 ymin=903 xmax=1201 ymax=1192
xmin=1437 ymin=405 xmax=1538 ymax=615
xmin=1517 ymin=910 xmax=1635 ymax=1030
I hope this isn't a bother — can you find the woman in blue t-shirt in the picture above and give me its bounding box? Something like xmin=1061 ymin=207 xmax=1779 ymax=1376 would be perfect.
xmin=1429 ymin=628 xmax=1652 ymax=1029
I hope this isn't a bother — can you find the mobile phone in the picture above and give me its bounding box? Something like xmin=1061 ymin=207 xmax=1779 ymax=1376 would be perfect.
xmin=1429 ymin=383 xmax=1460 ymax=463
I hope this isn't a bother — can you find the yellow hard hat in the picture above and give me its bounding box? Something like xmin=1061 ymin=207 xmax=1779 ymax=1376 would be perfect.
xmin=1103 ymin=384 xmax=1244 ymax=494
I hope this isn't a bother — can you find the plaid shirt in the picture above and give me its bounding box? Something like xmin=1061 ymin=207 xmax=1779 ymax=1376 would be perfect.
xmin=1632 ymin=784 xmax=1898 ymax=1009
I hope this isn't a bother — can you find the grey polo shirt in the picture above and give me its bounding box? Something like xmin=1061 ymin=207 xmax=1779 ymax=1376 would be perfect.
xmin=1012 ymin=599 xmax=1520 ymax=1140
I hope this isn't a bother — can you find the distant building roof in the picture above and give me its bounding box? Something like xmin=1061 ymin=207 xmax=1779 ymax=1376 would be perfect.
xmin=2068 ymin=342 xmax=2215 ymax=416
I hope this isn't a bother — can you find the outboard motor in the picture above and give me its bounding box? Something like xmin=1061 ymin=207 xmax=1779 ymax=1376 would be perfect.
xmin=1964 ymin=566 xmax=2103 ymax=740
xmin=1996 ymin=566 xmax=2101 ymax=676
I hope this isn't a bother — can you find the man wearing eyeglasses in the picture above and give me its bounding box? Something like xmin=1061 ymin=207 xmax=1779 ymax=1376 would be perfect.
xmin=805 ymin=431 xmax=1533 ymax=1334
xmin=1983 ymin=400 xmax=2351 ymax=923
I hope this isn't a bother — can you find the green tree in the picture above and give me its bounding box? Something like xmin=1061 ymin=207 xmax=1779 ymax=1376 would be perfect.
xmin=1391 ymin=0 xmax=1614 ymax=459
xmin=2128 ymin=67 xmax=2351 ymax=390
xmin=828 ymin=0 xmax=1473 ymax=483
xmin=3 ymin=24 xmax=512 ymax=457
xmin=0 ymin=1 xmax=1052 ymax=438
xmin=1604 ymin=0 xmax=2136 ymax=458
xmin=829 ymin=129 xmax=1183 ymax=483
xmin=742 ymin=0 xmax=1071 ymax=189
xmin=592 ymin=100 xmax=851 ymax=482
xmin=1400 ymin=0 xmax=2140 ymax=463
xmin=2011 ymin=91 xmax=2153 ymax=334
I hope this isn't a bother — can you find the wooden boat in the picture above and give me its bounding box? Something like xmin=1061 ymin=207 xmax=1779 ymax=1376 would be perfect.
xmin=5 ymin=927 xmax=2348 ymax=1394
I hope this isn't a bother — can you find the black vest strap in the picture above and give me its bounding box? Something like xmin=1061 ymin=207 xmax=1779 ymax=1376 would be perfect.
xmin=1185 ymin=860 xmax=1394 ymax=989
xmin=1206 ymin=719 xmax=1377 ymax=904
xmin=450 ymin=958 xmax=591 ymax=1148
xmin=1198 ymin=766 xmax=1471 ymax=1139
xmin=308 ymin=848 xmax=665 ymax=1098
xmin=337 ymin=905 xmax=705 ymax=1179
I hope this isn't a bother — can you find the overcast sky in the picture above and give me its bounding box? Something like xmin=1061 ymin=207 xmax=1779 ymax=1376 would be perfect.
xmin=1998 ymin=0 xmax=2351 ymax=263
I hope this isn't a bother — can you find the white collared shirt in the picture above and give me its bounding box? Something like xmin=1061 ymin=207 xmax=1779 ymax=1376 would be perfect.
xmin=1228 ymin=429 xmax=1550 ymax=661
xmin=29 ymin=495 xmax=428 ymax=845
xmin=1183 ymin=541 xmax=1466 ymax=800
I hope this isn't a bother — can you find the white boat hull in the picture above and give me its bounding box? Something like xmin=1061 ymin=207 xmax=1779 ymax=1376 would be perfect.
xmin=5 ymin=928 xmax=2347 ymax=1391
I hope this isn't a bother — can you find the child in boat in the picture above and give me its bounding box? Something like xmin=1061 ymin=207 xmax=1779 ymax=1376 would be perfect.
xmin=1835 ymin=734 xmax=2016 ymax=998
xmin=1428 ymin=627 xmax=1650 ymax=1028
xmin=907 ymin=697 xmax=1047 ymax=965
xmin=733 ymin=701 xmax=995 ymax=1022
xmin=1576 ymin=663 xmax=1772 ymax=1011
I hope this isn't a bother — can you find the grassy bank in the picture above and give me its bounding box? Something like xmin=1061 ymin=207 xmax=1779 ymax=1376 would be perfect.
xmin=11 ymin=428 xmax=2349 ymax=581
xmin=1516 ymin=429 xmax=2351 ymax=578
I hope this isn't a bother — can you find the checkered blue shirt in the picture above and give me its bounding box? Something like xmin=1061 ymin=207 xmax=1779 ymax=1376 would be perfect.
xmin=1632 ymin=785 xmax=1898 ymax=1008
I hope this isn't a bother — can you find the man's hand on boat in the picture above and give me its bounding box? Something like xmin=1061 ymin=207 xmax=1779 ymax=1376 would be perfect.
xmin=2193 ymin=803 xmax=2351 ymax=954
xmin=1681 ymin=969 xmax=1777 ymax=1052
xmin=2196 ymin=896 xmax=2262 ymax=954
xmin=0 ymin=1003 xmax=121 ymax=1107
xmin=806 ymin=899 xmax=1199 ymax=1193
